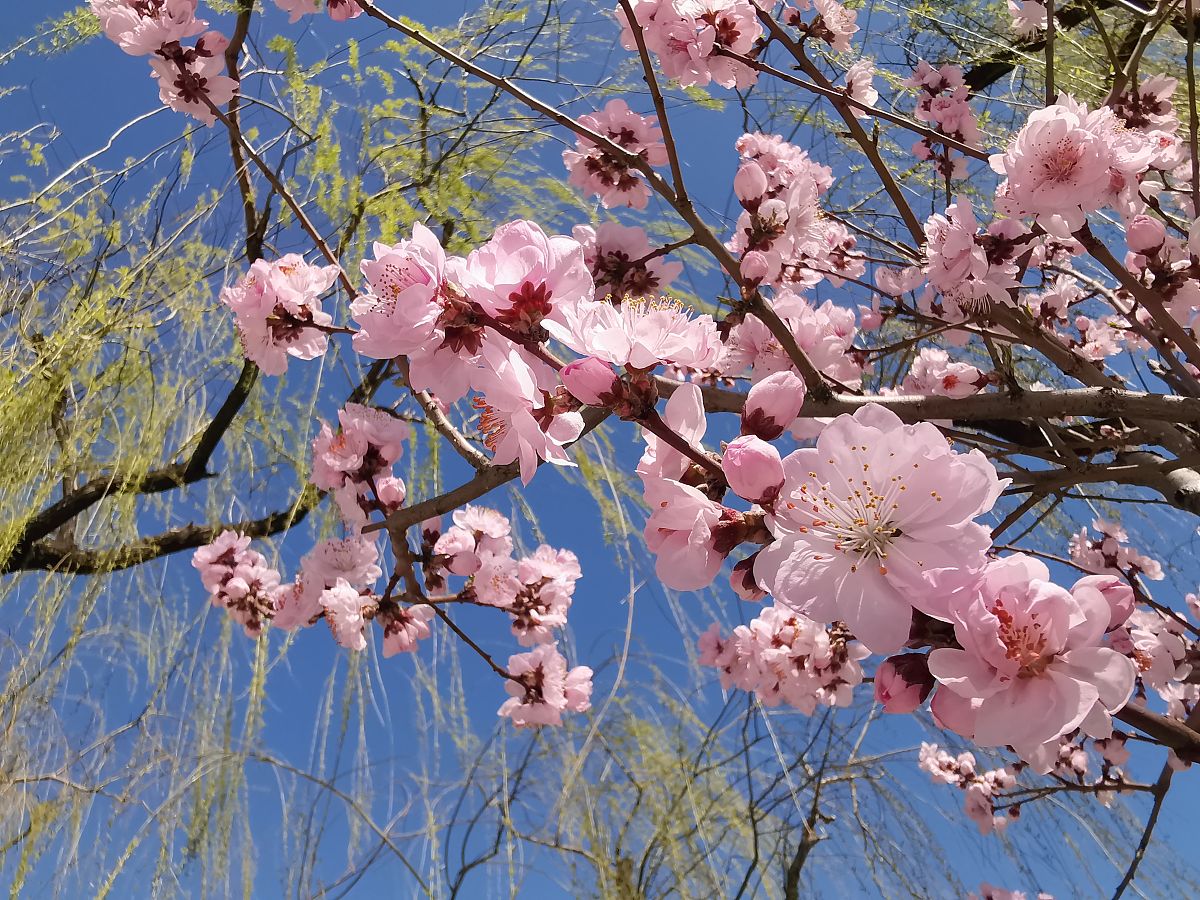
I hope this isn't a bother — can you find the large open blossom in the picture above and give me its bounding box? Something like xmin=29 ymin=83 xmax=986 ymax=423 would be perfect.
xmin=928 ymin=554 xmax=1137 ymax=769
xmin=351 ymin=223 xmax=448 ymax=359
xmin=991 ymin=96 xmax=1154 ymax=235
xmin=754 ymin=404 xmax=1005 ymax=653
xmin=549 ymin=296 xmax=722 ymax=372
xmin=91 ymin=0 xmax=206 ymax=56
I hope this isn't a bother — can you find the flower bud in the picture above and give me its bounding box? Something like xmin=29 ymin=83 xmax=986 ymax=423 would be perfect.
xmin=561 ymin=356 xmax=619 ymax=406
xmin=733 ymin=161 xmax=769 ymax=205
xmin=874 ymin=653 xmax=935 ymax=714
xmin=722 ymin=435 xmax=784 ymax=503
xmin=741 ymin=371 xmax=806 ymax=440
xmin=740 ymin=250 xmax=771 ymax=283
xmin=1071 ymin=574 xmax=1135 ymax=630
xmin=1126 ymin=214 xmax=1166 ymax=254
xmin=730 ymin=553 xmax=767 ymax=602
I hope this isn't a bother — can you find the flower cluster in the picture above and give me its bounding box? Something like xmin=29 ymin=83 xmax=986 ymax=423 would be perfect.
xmin=991 ymin=96 xmax=1155 ymax=235
xmin=274 ymin=0 xmax=363 ymax=22
xmin=728 ymin=133 xmax=864 ymax=291
xmin=920 ymin=198 xmax=1023 ymax=318
xmin=617 ymin=0 xmax=762 ymax=90
xmin=784 ymin=0 xmax=859 ymax=53
xmin=698 ymin=611 xmax=868 ymax=713
xmin=904 ymin=62 xmax=981 ymax=179
xmin=573 ymin=222 xmax=683 ymax=303
xmin=192 ymin=531 xmax=282 ymax=636
xmin=91 ymin=0 xmax=237 ymax=124
xmin=1069 ymin=518 xmax=1165 ymax=582
xmin=310 ymin=402 xmax=410 ymax=530
xmin=562 ymin=100 xmax=667 ymax=209
xmin=918 ymin=742 xmax=1018 ymax=835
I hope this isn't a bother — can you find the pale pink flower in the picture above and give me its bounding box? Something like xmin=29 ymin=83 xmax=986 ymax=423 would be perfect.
xmin=221 ymin=253 xmax=339 ymax=375
xmin=192 ymin=531 xmax=282 ymax=637
xmin=299 ymin=536 xmax=382 ymax=603
xmin=721 ymin=293 xmax=862 ymax=387
xmin=325 ymin=0 xmax=363 ymax=20
xmin=1071 ymin=574 xmax=1135 ymax=630
xmin=810 ymin=0 xmax=858 ymax=52
xmin=754 ymin=404 xmax=1005 ymax=653
xmin=991 ymin=96 xmax=1154 ymax=235
xmin=498 ymin=644 xmax=592 ymax=727
xmin=91 ymin=0 xmax=206 ymax=56
xmin=549 ymin=296 xmax=722 ymax=372
xmin=454 ymin=220 xmax=593 ymax=333
xmin=471 ymin=343 xmax=584 ymax=484
xmin=572 ymin=222 xmax=682 ymax=301
xmin=562 ymin=100 xmax=666 ymax=209
xmin=901 ymin=347 xmax=986 ymax=398
xmin=310 ymin=403 xmax=410 ymax=491
xmin=379 ymin=604 xmax=435 ymax=656
xmin=1068 ymin=518 xmax=1164 ymax=581
xmin=273 ymin=0 xmax=320 ymax=22
xmin=922 ymin=198 xmax=1020 ymax=315
xmin=351 ymin=223 xmax=449 ymax=359
xmin=560 ymin=356 xmax=620 ymax=406
xmin=619 ymin=0 xmax=761 ymax=90
xmin=643 ymin=476 xmax=724 ymax=591
xmin=874 ymin=654 xmax=934 ymax=713
xmin=320 ymin=579 xmax=369 ymax=651
xmin=1007 ymin=0 xmax=1047 ymax=36
xmin=928 ymin=554 xmax=1137 ymax=768
xmin=700 ymin=609 xmax=866 ymax=712
xmin=637 ymin=382 xmax=707 ymax=482
xmin=844 ymin=59 xmax=878 ymax=117
xmin=507 ymin=546 xmax=582 ymax=645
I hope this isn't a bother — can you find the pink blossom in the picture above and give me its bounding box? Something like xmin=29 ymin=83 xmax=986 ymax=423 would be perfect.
xmin=91 ymin=0 xmax=206 ymax=56
xmin=471 ymin=343 xmax=584 ymax=484
xmin=755 ymin=404 xmax=1005 ymax=653
xmin=643 ymin=476 xmax=724 ymax=591
xmin=274 ymin=0 xmax=320 ymax=22
xmin=351 ymin=223 xmax=449 ymax=359
xmin=740 ymin=371 xmax=807 ymax=440
xmin=498 ymin=644 xmax=592 ymax=727
xmin=299 ymin=537 xmax=382 ymax=603
xmin=721 ymin=293 xmax=862 ymax=387
xmin=844 ymin=59 xmax=878 ymax=117
xmin=919 ymin=742 xmax=1018 ymax=835
xmin=991 ymin=96 xmax=1154 ymax=235
xmin=722 ymin=435 xmax=784 ymax=504
xmin=809 ymin=0 xmax=858 ymax=52
xmin=922 ymin=198 xmax=1020 ymax=315
xmin=562 ymin=100 xmax=666 ymax=209
xmin=454 ymin=220 xmax=593 ymax=333
xmin=507 ymin=546 xmax=582 ymax=645
xmin=379 ymin=604 xmax=435 ymax=656
xmin=638 ymin=382 xmax=708 ymax=482
xmin=902 ymin=347 xmax=986 ymax=398
xmin=573 ymin=222 xmax=682 ymax=302
xmin=325 ymin=0 xmax=364 ymax=20
xmin=320 ymin=579 xmax=369 ymax=651
xmin=192 ymin=531 xmax=282 ymax=637
xmin=700 ymin=610 xmax=866 ymax=712
xmin=1007 ymin=0 xmax=1047 ymax=37
xmin=550 ymin=296 xmax=722 ymax=372
xmin=1071 ymin=574 xmax=1135 ymax=630
xmin=1126 ymin=214 xmax=1167 ymax=253
xmin=311 ymin=403 xmax=410 ymax=491
xmin=221 ymin=254 xmax=339 ymax=375
xmin=1069 ymin=518 xmax=1164 ymax=581
xmin=928 ymin=554 xmax=1137 ymax=768
xmin=618 ymin=0 xmax=761 ymax=90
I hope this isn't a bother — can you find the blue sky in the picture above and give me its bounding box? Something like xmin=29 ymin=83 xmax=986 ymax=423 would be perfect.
xmin=4 ymin=2 xmax=1200 ymax=897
